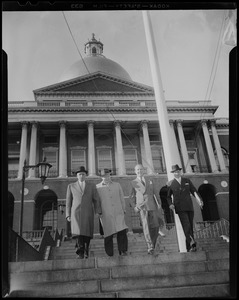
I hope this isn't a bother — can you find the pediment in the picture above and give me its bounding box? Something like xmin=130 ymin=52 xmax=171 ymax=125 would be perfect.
xmin=33 ymin=72 xmax=154 ymax=94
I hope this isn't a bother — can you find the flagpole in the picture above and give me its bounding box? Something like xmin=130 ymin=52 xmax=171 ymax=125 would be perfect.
xmin=142 ymin=10 xmax=187 ymax=252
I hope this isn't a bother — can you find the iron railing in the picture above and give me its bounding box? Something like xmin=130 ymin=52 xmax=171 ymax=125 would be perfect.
xmin=194 ymin=218 xmax=229 ymax=239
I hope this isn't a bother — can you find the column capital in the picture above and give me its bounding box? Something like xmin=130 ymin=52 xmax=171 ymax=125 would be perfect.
xmin=87 ymin=120 xmax=95 ymax=127
xmin=140 ymin=120 xmax=149 ymax=129
xmin=30 ymin=121 xmax=38 ymax=128
xmin=175 ymin=119 xmax=184 ymax=127
xmin=169 ymin=119 xmax=175 ymax=126
xmin=200 ymin=119 xmax=208 ymax=127
xmin=113 ymin=120 xmax=122 ymax=128
xmin=59 ymin=120 xmax=67 ymax=127
xmin=209 ymin=119 xmax=216 ymax=127
xmin=21 ymin=121 xmax=28 ymax=127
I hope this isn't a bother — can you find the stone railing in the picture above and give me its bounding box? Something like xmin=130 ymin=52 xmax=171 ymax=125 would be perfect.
xmin=9 ymin=227 xmax=63 ymax=262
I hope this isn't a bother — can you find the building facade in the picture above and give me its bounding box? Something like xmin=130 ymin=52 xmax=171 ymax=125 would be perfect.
xmin=8 ymin=34 xmax=229 ymax=236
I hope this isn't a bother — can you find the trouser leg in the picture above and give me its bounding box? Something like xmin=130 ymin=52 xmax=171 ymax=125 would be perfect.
xmin=140 ymin=210 xmax=153 ymax=251
xmin=178 ymin=211 xmax=193 ymax=251
xmin=148 ymin=211 xmax=160 ymax=248
xmin=76 ymin=235 xmax=85 ymax=257
xmin=117 ymin=229 xmax=128 ymax=254
xmin=83 ymin=236 xmax=91 ymax=258
xmin=104 ymin=234 xmax=114 ymax=256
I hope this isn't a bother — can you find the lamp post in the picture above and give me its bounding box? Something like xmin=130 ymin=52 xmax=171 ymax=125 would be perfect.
xmin=19 ymin=157 xmax=52 ymax=237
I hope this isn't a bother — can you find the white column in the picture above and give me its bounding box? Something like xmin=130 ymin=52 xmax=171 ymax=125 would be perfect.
xmin=143 ymin=11 xmax=186 ymax=252
xmin=176 ymin=120 xmax=192 ymax=173
xmin=141 ymin=120 xmax=154 ymax=175
xmin=18 ymin=122 xmax=28 ymax=179
xmin=210 ymin=120 xmax=227 ymax=172
xmin=114 ymin=120 xmax=126 ymax=176
xmin=59 ymin=121 xmax=67 ymax=177
xmin=87 ymin=121 xmax=96 ymax=176
xmin=28 ymin=122 xmax=38 ymax=178
xmin=201 ymin=120 xmax=218 ymax=173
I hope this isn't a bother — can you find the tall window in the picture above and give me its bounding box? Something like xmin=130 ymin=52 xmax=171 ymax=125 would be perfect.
xmin=8 ymin=136 xmax=20 ymax=178
xmin=151 ymin=145 xmax=165 ymax=173
xmin=71 ymin=149 xmax=86 ymax=174
xmin=42 ymin=147 xmax=58 ymax=177
xmin=97 ymin=147 xmax=112 ymax=170
xmin=124 ymin=148 xmax=138 ymax=174
xmin=188 ymin=150 xmax=198 ymax=172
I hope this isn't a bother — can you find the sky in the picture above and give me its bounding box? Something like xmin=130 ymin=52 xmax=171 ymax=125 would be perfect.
xmin=2 ymin=7 xmax=236 ymax=118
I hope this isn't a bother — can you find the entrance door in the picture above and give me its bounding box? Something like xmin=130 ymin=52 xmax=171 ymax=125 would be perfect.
xmin=198 ymin=184 xmax=219 ymax=221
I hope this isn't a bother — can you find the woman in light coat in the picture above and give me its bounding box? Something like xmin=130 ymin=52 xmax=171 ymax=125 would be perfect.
xmin=96 ymin=169 xmax=128 ymax=256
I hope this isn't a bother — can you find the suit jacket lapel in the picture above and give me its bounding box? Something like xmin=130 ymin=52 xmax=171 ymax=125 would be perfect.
xmin=76 ymin=181 xmax=84 ymax=195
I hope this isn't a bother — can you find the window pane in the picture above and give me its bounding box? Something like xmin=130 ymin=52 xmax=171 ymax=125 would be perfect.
xmin=98 ymin=149 xmax=112 ymax=169
xmin=71 ymin=150 xmax=86 ymax=171
xmin=43 ymin=151 xmax=58 ymax=177
xmin=124 ymin=149 xmax=137 ymax=174
xmin=151 ymin=147 xmax=165 ymax=173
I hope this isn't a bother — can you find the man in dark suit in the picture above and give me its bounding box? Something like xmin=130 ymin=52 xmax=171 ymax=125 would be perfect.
xmin=167 ymin=164 xmax=203 ymax=252
xmin=66 ymin=166 xmax=102 ymax=259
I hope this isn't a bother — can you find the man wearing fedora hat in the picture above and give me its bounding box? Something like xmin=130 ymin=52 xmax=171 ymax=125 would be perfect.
xmin=66 ymin=166 xmax=102 ymax=259
xmin=167 ymin=164 xmax=204 ymax=252
xmin=96 ymin=168 xmax=128 ymax=257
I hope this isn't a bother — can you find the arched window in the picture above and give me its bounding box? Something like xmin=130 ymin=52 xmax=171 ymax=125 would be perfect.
xmin=34 ymin=189 xmax=58 ymax=230
xmin=92 ymin=47 xmax=96 ymax=54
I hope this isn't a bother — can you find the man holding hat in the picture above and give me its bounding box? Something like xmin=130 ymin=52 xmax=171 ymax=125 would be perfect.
xmin=96 ymin=168 xmax=128 ymax=257
xmin=66 ymin=166 xmax=102 ymax=259
xmin=167 ymin=164 xmax=204 ymax=252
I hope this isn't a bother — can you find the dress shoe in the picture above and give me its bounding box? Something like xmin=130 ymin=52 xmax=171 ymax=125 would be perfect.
xmin=148 ymin=249 xmax=154 ymax=255
xmin=84 ymin=249 xmax=89 ymax=259
xmin=189 ymin=245 xmax=197 ymax=252
xmin=119 ymin=251 xmax=127 ymax=256
xmin=76 ymin=248 xmax=84 ymax=259
xmin=158 ymin=229 xmax=166 ymax=237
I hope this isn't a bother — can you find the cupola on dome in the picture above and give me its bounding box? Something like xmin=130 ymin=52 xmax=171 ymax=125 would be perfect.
xmin=59 ymin=33 xmax=132 ymax=82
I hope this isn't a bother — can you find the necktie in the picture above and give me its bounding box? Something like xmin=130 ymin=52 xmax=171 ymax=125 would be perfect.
xmin=140 ymin=178 xmax=145 ymax=186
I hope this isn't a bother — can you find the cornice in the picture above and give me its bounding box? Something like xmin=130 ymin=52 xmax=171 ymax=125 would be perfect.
xmin=8 ymin=106 xmax=218 ymax=114
xmin=35 ymin=91 xmax=154 ymax=97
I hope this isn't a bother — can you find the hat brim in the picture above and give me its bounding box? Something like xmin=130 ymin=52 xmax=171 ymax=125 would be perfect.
xmin=171 ymin=168 xmax=182 ymax=173
xmin=75 ymin=170 xmax=88 ymax=174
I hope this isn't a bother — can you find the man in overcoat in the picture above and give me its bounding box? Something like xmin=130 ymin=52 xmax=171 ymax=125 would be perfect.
xmin=129 ymin=164 xmax=164 ymax=255
xmin=167 ymin=164 xmax=204 ymax=252
xmin=66 ymin=166 xmax=101 ymax=259
xmin=96 ymin=169 xmax=128 ymax=257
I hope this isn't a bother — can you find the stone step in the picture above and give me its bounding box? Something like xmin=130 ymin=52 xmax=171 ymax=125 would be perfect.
xmin=10 ymin=258 xmax=229 ymax=285
xmin=9 ymin=248 xmax=229 ymax=273
xmin=9 ymin=270 xmax=229 ymax=298
xmin=57 ymin=283 xmax=230 ymax=298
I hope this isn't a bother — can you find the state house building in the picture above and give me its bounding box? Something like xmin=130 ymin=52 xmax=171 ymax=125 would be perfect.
xmin=8 ymin=34 xmax=229 ymax=236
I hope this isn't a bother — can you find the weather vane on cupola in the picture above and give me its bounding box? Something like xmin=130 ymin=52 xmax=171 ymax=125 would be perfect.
xmin=84 ymin=33 xmax=104 ymax=56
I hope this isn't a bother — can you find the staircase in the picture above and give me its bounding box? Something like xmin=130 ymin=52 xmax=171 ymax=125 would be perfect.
xmin=8 ymin=228 xmax=230 ymax=298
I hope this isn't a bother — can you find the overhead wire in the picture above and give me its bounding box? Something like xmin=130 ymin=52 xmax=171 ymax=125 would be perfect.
xmin=188 ymin=11 xmax=227 ymax=170
xmin=61 ymin=11 xmax=157 ymax=174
